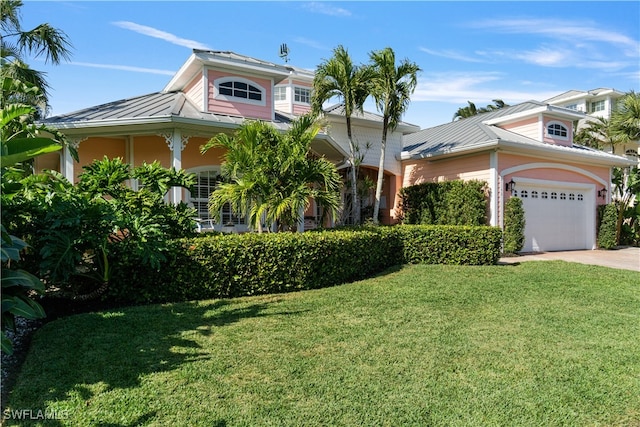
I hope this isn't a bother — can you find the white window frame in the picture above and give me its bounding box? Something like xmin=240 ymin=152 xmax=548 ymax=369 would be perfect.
xmin=591 ymin=99 xmax=605 ymax=113
xmin=546 ymin=121 xmax=569 ymax=140
xmin=274 ymin=86 xmax=287 ymax=101
xmin=214 ymin=77 xmax=266 ymax=107
xmin=187 ymin=167 xmax=248 ymax=229
xmin=294 ymin=86 xmax=311 ymax=105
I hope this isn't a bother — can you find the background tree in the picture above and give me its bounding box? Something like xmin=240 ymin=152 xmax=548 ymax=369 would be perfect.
xmin=452 ymin=99 xmax=508 ymax=121
xmin=312 ymin=45 xmax=373 ymax=225
xmin=573 ymin=117 xmax=614 ymax=150
xmin=201 ymin=115 xmax=341 ymax=232
xmin=1 ymin=0 xmax=72 ymax=112
xmin=610 ymin=90 xmax=640 ymax=144
xmin=369 ymin=47 xmax=420 ymax=224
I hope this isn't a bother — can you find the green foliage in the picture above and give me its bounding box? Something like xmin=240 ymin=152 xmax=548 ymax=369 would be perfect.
xmin=3 ymin=158 xmax=198 ymax=299
xmin=612 ymin=166 xmax=640 ymax=246
xmin=598 ymin=203 xmax=618 ymax=249
xmin=105 ymin=225 xmax=502 ymax=304
xmin=399 ymin=180 xmax=488 ymax=226
xmin=1 ymin=224 xmax=46 ymax=354
xmin=503 ymin=197 xmax=526 ymax=254
xmin=202 ymin=115 xmax=341 ymax=232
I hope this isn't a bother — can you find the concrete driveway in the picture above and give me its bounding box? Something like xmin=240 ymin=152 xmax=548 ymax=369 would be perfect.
xmin=499 ymin=247 xmax=640 ymax=272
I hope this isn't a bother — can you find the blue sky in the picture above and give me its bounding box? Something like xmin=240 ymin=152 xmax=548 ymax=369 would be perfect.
xmin=20 ymin=1 xmax=640 ymax=129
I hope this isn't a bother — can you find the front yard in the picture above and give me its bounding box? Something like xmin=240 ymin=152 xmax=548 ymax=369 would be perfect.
xmin=5 ymin=261 xmax=640 ymax=426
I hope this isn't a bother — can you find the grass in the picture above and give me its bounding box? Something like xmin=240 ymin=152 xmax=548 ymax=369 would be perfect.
xmin=4 ymin=261 xmax=640 ymax=426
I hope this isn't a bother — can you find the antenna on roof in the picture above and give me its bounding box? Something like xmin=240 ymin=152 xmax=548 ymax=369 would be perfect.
xmin=279 ymin=43 xmax=290 ymax=63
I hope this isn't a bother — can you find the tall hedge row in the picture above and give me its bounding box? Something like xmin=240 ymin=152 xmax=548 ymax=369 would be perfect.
xmin=108 ymin=225 xmax=502 ymax=304
xmin=399 ymin=180 xmax=488 ymax=226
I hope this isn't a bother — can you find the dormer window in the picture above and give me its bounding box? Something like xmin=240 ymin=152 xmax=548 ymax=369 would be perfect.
xmin=215 ymin=77 xmax=265 ymax=106
xmin=294 ymin=87 xmax=311 ymax=104
xmin=591 ymin=100 xmax=605 ymax=112
xmin=274 ymin=86 xmax=287 ymax=101
xmin=547 ymin=122 xmax=568 ymax=139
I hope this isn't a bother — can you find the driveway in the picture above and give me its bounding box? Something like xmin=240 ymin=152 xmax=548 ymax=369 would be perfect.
xmin=499 ymin=247 xmax=640 ymax=272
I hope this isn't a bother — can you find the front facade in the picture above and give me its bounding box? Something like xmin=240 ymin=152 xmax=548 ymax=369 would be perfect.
xmin=401 ymin=101 xmax=633 ymax=252
xmin=39 ymin=50 xmax=633 ymax=251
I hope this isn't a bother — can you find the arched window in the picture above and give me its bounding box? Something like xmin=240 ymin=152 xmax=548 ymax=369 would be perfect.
xmin=214 ymin=77 xmax=265 ymax=106
xmin=547 ymin=122 xmax=568 ymax=139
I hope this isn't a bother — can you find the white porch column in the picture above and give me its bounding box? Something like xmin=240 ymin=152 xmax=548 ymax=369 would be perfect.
xmin=159 ymin=130 xmax=191 ymax=204
xmin=62 ymin=137 xmax=85 ymax=182
xmin=489 ymin=150 xmax=498 ymax=226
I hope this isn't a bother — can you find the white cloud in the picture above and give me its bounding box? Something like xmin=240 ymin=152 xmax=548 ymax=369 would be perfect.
xmin=412 ymin=72 xmax=559 ymax=104
xmin=294 ymin=37 xmax=330 ymax=51
xmin=70 ymin=61 xmax=175 ymax=75
xmin=419 ymin=47 xmax=485 ymax=63
xmin=302 ymin=2 xmax=351 ymax=17
xmin=112 ymin=21 xmax=211 ymax=50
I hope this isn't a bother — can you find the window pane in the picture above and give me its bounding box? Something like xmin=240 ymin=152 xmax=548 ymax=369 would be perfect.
xmin=249 ymin=92 xmax=261 ymax=100
xmin=219 ymin=87 xmax=232 ymax=96
xmin=234 ymin=82 xmax=248 ymax=90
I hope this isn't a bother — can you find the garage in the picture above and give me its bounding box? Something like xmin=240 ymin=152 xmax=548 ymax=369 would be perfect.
xmin=512 ymin=179 xmax=596 ymax=252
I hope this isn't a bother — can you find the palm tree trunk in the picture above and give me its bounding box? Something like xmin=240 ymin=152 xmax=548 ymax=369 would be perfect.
xmin=373 ymin=118 xmax=389 ymax=225
xmin=347 ymin=117 xmax=360 ymax=224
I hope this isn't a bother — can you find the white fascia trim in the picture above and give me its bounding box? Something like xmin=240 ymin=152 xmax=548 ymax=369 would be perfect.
xmin=501 ymin=163 xmax=607 ymax=187
xmin=402 ymin=140 xmax=499 ymax=160
xmin=199 ymin=56 xmax=290 ymax=81
xmin=163 ymin=53 xmax=198 ymax=92
xmin=315 ymin=133 xmax=351 ymax=159
xmin=482 ymin=106 xmax=585 ymax=126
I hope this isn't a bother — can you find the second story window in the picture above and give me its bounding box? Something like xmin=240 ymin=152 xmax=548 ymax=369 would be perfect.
xmin=274 ymin=86 xmax=287 ymax=101
xmin=215 ymin=77 xmax=265 ymax=106
xmin=547 ymin=122 xmax=568 ymax=138
xmin=294 ymin=87 xmax=311 ymax=104
xmin=591 ymin=100 xmax=605 ymax=112
xmin=565 ymin=104 xmax=577 ymax=110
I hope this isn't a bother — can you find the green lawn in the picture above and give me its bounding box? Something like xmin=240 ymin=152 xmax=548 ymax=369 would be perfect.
xmin=5 ymin=261 xmax=640 ymax=426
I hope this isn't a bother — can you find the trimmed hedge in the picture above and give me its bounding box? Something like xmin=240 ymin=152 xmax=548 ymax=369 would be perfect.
xmin=597 ymin=203 xmax=618 ymax=249
xmin=108 ymin=225 xmax=502 ymax=304
xmin=503 ymin=197 xmax=526 ymax=254
xmin=399 ymin=180 xmax=488 ymax=226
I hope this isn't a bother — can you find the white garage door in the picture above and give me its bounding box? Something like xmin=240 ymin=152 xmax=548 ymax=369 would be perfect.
xmin=513 ymin=180 xmax=596 ymax=252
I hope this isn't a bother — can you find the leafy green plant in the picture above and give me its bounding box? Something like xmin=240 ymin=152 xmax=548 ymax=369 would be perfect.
xmin=598 ymin=203 xmax=618 ymax=249
xmin=399 ymin=180 xmax=488 ymax=226
xmin=503 ymin=197 xmax=525 ymax=254
xmin=1 ymin=224 xmax=45 ymax=354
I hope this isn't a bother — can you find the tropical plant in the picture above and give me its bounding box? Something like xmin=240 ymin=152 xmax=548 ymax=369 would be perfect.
xmin=201 ymin=115 xmax=341 ymax=232
xmin=611 ymin=166 xmax=640 ymax=246
xmin=312 ymin=45 xmax=374 ymax=225
xmin=368 ymin=47 xmax=420 ymax=224
xmin=1 ymin=80 xmax=64 ymax=354
xmin=573 ymin=117 xmax=614 ymax=150
xmin=1 ymin=0 xmax=72 ymax=111
xmin=452 ymin=99 xmax=508 ymax=121
xmin=610 ymin=90 xmax=640 ymax=144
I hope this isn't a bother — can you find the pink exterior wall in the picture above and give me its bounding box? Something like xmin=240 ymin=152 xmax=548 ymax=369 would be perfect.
xmin=501 ymin=117 xmax=539 ymax=141
xmin=403 ymin=153 xmax=491 ymax=187
xmin=499 ymin=153 xmax=610 ymax=205
xmin=542 ymin=117 xmax=573 ymax=146
xmin=207 ymin=70 xmax=273 ymax=120
xmin=293 ymin=104 xmax=311 ymax=115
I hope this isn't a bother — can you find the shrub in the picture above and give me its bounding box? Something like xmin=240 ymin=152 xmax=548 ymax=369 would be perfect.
xmin=399 ymin=180 xmax=487 ymax=226
xmin=106 ymin=225 xmax=502 ymax=304
xmin=503 ymin=197 xmax=526 ymax=254
xmin=598 ymin=203 xmax=618 ymax=249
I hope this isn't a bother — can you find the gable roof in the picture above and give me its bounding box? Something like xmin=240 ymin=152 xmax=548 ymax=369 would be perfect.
xmin=401 ymin=101 xmax=633 ymax=167
xmin=42 ymin=91 xmax=294 ymax=132
xmin=544 ymin=88 xmax=625 ymax=104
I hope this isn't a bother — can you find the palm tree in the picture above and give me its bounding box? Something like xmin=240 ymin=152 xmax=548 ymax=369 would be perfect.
xmin=573 ymin=117 xmax=614 ymax=150
xmin=1 ymin=0 xmax=72 ymax=109
xmin=312 ymin=45 xmax=373 ymax=225
xmin=369 ymin=47 xmax=420 ymax=224
xmin=452 ymin=101 xmax=479 ymax=121
xmin=611 ymin=90 xmax=640 ymax=144
xmin=201 ymin=115 xmax=341 ymax=232
xmin=452 ymin=99 xmax=508 ymax=121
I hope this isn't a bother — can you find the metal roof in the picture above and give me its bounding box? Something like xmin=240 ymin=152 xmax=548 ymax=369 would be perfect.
xmin=323 ymin=104 xmax=420 ymax=133
xmin=401 ymin=101 xmax=633 ymax=166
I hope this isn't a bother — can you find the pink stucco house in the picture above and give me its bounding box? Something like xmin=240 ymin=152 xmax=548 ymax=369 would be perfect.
xmin=39 ymin=49 xmax=633 ymax=252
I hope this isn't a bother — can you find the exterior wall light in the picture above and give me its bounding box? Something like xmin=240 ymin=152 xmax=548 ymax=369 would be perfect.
xmin=598 ymin=187 xmax=607 ymax=199
xmin=505 ymin=178 xmax=516 ymax=193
